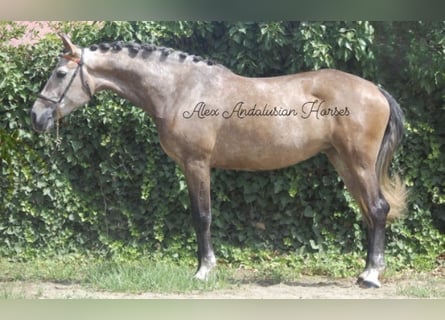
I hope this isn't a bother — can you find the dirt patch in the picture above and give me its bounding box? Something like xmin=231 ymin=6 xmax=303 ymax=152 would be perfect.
xmin=2 ymin=275 xmax=444 ymax=299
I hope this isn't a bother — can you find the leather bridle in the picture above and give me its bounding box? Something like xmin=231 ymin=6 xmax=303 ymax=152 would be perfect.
xmin=36 ymin=48 xmax=93 ymax=109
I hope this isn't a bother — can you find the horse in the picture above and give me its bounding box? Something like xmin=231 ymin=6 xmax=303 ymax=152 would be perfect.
xmin=31 ymin=34 xmax=406 ymax=288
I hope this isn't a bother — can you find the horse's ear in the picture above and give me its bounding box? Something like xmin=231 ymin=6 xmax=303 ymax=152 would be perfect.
xmin=59 ymin=33 xmax=78 ymax=57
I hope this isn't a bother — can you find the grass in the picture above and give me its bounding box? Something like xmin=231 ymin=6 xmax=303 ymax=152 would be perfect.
xmin=85 ymin=259 xmax=231 ymax=293
xmin=0 ymin=283 xmax=28 ymax=299
xmin=395 ymin=274 xmax=445 ymax=298
xmin=397 ymin=285 xmax=445 ymax=298
xmin=0 ymin=251 xmax=351 ymax=296
xmin=0 ymin=251 xmax=443 ymax=298
xmin=0 ymin=253 xmax=236 ymax=296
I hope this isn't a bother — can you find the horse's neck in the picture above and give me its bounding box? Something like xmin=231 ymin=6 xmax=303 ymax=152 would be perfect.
xmin=86 ymin=49 xmax=181 ymax=118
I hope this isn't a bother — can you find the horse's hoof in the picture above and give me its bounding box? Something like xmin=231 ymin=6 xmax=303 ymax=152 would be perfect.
xmin=357 ymin=268 xmax=382 ymax=288
xmin=193 ymin=269 xmax=209 ymax=281
xmin=193 ymin=263 xmax=215 ymax=281
xmin=193 ymin=256 xmax=216 ymax=281
xmin=357 ymin=277 xmax=381 ymax=289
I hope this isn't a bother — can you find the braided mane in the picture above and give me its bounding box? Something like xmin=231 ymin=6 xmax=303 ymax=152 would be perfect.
xmin=88 ymin=41 xmax=221 ymax=67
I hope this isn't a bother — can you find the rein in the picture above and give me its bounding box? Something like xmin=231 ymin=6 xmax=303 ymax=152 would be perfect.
xmin=36 ymin=48 xmax=93 ymax=145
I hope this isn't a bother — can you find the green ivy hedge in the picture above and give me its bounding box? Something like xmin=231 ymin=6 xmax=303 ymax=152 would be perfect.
xmin=1 ymin=21 xmax=444 ymax=268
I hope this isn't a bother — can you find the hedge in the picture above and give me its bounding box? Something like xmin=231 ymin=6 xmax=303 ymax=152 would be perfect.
xmin=1 ymin=21 xmax=444 ymax=268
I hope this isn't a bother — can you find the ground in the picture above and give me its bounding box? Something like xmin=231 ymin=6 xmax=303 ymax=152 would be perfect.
xmin=2 ymin=274 xmax=444 ymax=299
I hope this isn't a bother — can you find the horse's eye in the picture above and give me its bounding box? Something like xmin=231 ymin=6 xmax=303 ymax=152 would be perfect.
xmin=56 ymin=70 xmax=67 ymax=78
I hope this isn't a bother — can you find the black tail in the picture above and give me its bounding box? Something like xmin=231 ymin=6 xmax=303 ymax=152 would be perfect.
xmin=376 ymin=87 xmax=407 ymax=220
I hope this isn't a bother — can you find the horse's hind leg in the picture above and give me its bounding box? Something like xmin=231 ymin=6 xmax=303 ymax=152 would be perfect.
xmin=327 ymin=150 xmax=389 ymax=288
xmin=356 ymin=183 xmax=390 ymax=288
xmin=183 ymin=159 xmax=216 ymax=280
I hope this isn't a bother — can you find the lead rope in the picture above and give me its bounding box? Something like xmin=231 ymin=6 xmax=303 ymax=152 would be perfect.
xmin=55 ymin=107 xmax=62 ymax=147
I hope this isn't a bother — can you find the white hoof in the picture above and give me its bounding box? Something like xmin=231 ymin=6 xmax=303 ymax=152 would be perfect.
xmin=193 ymin=257 xmax=216 ymax=280
xmin=357 ymin=269 xmax=381 ymax=288
xmin=194 ymin=268 xmax=211 ymax=280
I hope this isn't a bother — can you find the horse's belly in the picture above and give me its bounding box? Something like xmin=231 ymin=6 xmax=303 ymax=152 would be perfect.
xmin=211 ymin=137 xmax=327 ymax=171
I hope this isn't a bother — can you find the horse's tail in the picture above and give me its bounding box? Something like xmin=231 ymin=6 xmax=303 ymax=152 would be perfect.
xmin=376 ymin=87 xmax=407 ymax=221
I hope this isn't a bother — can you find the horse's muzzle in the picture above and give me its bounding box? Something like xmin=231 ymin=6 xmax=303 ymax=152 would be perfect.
xmin=31 ymin=109 xmax=54 ymax=132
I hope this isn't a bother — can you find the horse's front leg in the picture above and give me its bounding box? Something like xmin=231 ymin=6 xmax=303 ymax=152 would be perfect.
xmin=184 ymin=160 xmax=216 ymax=280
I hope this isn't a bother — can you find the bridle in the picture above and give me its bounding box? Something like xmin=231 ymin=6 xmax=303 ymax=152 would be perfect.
xmin=36 ymin=48 xmax=93 ymax=109
xmin=36 ymin=47 xmax=93 ymax=145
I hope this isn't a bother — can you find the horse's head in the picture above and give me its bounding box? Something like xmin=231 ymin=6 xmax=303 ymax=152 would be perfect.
xmin=31 ymin=34 xmax=93 ymax=132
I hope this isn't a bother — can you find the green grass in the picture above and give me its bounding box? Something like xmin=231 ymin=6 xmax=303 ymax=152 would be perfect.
xmin=0 ymin=254 xmax=232 ymax=294
xmin=0 ymin=283 xmax=28 ymax=299
xmin=85 ymin=259 xmax=231 ymax=293
xmin=0 ymin=251 xmax=352 ymax=296
xmin=0 ymin=250 xmax=443 ymax=298
xmin=0 ymin=253 xmax=91 ymax=283
xmin=396 ymin=275 xmax=445 ymax=298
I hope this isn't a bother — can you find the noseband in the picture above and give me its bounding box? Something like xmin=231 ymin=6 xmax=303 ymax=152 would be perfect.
xmin=36 ymin=48 xmax=93 ymax=108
